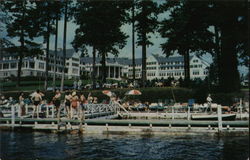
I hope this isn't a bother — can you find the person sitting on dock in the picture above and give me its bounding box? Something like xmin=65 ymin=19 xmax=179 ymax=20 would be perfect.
xmin=31 ymin=90 xmax=42 ymax=118
xmin=70 ymin=92 xmax=79 ymax=119
xmin=53 ymin=90 xmax=61 ymax=118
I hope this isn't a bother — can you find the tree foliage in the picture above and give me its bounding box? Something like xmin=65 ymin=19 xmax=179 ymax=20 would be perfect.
xmin=134 ymin=0 xmax=158 ymax=87
xmin=3 ymin=1 xmax=43 ymax=87
xmin=72 ymin=0 xmax=128 ymax=85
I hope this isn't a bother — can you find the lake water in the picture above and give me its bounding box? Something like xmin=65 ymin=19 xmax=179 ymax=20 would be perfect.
xmin=0 ymin=131 xmax=249 ymax=160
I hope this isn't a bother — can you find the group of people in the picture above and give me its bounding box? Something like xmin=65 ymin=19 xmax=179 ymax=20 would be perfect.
xmin=63 ymin=91 xmax=98 ymax=119
xmin=27 ymin=90 xmax=99 ymax=119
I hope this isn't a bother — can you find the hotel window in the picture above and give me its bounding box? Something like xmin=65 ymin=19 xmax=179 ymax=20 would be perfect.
xmin=193 ymin=71 xmax=199 ymax=75
xmin=30 ymin=62 xmax=35 ymax=68
xmin=72 ymin=68 xmax=78 ymax=74
xmin=0 ymin=64 xmax=2 ymax=69
xmin=4 ymin=72 xmax=8 ymax=76
xmin=10 ymin=63 xmax=16 ymax=68
xmin=39 ymin=62 xmax=44 ymax=69
xmin=3 ymin=63 xmax=9 ymax=69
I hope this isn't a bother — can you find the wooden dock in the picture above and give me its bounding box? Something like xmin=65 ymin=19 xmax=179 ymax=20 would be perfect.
xmin=0 ymin=103 xmax=249 ymax=136
xmin=0 ymin=117 xmax=248 ymax=136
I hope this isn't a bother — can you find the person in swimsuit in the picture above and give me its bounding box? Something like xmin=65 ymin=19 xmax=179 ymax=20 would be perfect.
xmin=19 ymin=92 xmax=25 ymax=117
xmin=70 ymin=92 xmax=79 ymax=119
xmin=64 ymin=92 xmax=72 ymax=118
xmin=53 ymin=90 xmax=61 ymax=117
xmin=79 ymin=93 xmax=87 ymax=120
xmin=32 ymin=90 xmax=42 ymax=118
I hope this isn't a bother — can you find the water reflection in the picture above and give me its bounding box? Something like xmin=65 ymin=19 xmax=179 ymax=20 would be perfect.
xmin=0 ymin=131 xmax=249 ymax=160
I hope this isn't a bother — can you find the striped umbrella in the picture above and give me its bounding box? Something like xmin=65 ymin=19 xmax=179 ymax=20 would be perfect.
xmin=102 ymin=90 xmax=115 ymax=97
xmin=125 ymin=89 xmax=142 ymax=95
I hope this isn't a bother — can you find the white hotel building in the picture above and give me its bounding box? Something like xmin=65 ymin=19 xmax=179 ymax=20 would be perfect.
xmin=0 ymin=49 xmax=209 ymax=80
xmin=0 ymin=49 xmax=80 ymax=79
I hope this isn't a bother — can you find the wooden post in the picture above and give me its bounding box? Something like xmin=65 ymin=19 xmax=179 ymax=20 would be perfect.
xmin=11 ymin=104 xmax=15 ymax=128
xmin=187 ymin=107 xmax=190 ymax=120
xmin=172 ymin=107 xmax=174 ymax=120
xmin=150 ymin=124 xmax=152 ymax=128
xmin=240 ymin=98 xmax=242 ymax=120
xmin=217 ymin=105 xmax=223 ymax=132
xmin=57 ymin=105 xmax=61 ymax=131
xmin=25 ymin=104 xmax=28 ymax=115
xmin=18 ymin=105 xmax=21 ymax=117
xmin=46 ymin=105 xmax=49 ymax=118
xmin=52 ymin=106 xmax=54 ymax=119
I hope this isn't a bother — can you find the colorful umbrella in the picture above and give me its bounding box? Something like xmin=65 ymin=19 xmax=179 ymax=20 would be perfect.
xmin=125 ymin=89 xmax=142 ymax=95
xmin=102 ymin=90 xmax=115 ymax=97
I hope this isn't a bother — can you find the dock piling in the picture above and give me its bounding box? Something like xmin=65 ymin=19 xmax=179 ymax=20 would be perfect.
xmin=11 ymin=104 xmax=15 ymax=128
xmin=187 ymin=107 xmax=190 ymax=120
xmin=217 ymin=105 xmax=223 ymax=132
xmin=25 ymin=104 xmax=28 ymax=115
xmin=172 ymin=107 xmax=174 ymax=120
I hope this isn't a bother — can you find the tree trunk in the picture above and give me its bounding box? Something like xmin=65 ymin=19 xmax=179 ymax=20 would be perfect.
xmin=44 ymin=19 xmax=50 ymax=91
xmin=17 ymin=1 xmax=25 ymax=88
xmin=17 ymin=54 xmax=23 ymax=88
xmin=141 ymin=4 xmax=147 ymax=88
xmin=183 ymin=49 xmax=190 ymax=87
xmin=132 ymin=1 xmax=135 ymax=83
xmin=53 ymin=15 xmax=59 ymax=91
xmin=141 ymin=30 xmax=147 ymax=87
xmin=101 ymin=53 xmax=107 ymax=86
xmin=214 ymin=26 xmax=221 ymax=86
xmin=92 ymin=46 xmax=96 ymax=89
xmin=60 ymin=1 xmax=68 ymax=92
xmin=220 ymin=16 xmax=240 ymax=92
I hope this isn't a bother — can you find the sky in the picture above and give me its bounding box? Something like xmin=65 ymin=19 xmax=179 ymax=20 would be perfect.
xmin=1 ymin=9 xmax=248 ymax=75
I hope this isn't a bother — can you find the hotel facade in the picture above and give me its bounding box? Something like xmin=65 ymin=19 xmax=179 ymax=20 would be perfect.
xmin=0 ymin=49 xmax=209 ymax=81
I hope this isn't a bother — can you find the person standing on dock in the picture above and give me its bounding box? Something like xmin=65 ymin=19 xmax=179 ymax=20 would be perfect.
xmin=64 ymin=92 xmax=72 ymax=118
xmin=31 ymin=90 xmax=42 ymax=118
xmin=70 ymin=92 xmax=79 ymax=119
xmin=53 ymin=90 xmax=61 ymax=118
xmin=19 ymin=92 xmax=25 ymax=117
xmin=207 ymin=94 xmax=212 ymax=113
xmin=79 ymin=93 xmax=87 ymax=120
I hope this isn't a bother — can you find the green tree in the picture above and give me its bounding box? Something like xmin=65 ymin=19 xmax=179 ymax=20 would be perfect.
xmin=3 ymin=1 xmax=43 ymax=88
xmin=60 ymin=0 xmax=70 ymax=92
xmin=134 ymin=0 xmax=158 ymax=87
xmin=72 ymin=1 xmax=128 ymax=87
xmin=35 ymin=1 xmax=62 ymax=90
xmin=208 ymin=2 xmax=248 ymax=92
xmin=159 ymin=1 xmax=213 ymax=87
xmin=52 ymin=2 xmax=63 ymax=91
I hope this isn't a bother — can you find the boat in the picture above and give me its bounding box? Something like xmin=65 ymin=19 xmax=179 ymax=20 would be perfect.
xmin=191 ymin=113 xmax=236 ymax=121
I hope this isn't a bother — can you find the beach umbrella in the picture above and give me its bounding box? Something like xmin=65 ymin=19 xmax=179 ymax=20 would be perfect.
xmin=102 ymin=90 xmax=115 ymax=97
xmin=125 ymin=89 xmax=142 ymax=95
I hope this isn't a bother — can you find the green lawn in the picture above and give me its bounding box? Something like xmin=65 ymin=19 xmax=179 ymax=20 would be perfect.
xmin=1 ymin=79 xmax=121 ymax=91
